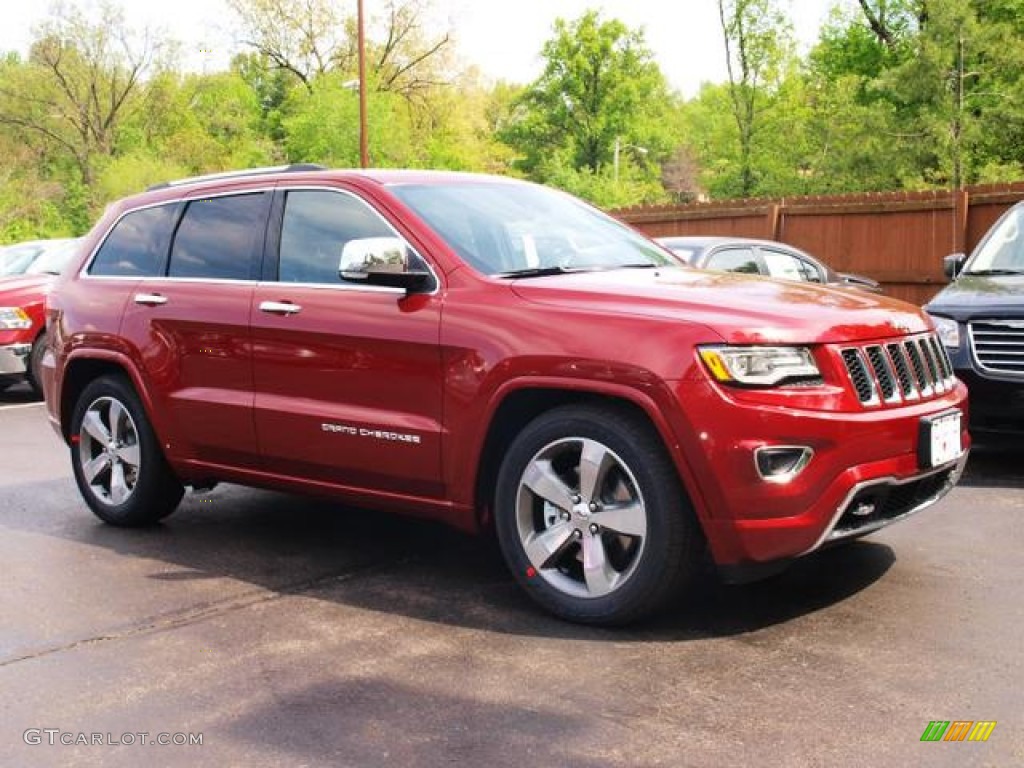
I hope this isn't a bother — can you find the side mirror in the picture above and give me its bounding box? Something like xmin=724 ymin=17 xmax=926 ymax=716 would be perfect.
xmin=943 ymin=253 xmax=967 ymax=280
xmin=339 ymin=237 xmax=432 ymax=292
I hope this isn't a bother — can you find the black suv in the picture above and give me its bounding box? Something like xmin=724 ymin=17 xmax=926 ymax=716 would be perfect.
xmin=926 ymin=201 xmax=1024 ymax=437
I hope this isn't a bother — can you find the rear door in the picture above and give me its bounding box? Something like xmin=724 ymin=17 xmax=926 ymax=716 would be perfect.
xmin=250 ymin=187 xmax=444 ymax=498
xmin=119 ymin=190 xmax=271 ymax=468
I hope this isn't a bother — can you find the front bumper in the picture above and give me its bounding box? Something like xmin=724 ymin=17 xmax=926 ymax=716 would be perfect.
xmin=806 ymin=452 xmax=966 ymax=551
xmin=0 ymin=343 xmax=30 ymax=376
xmin=668 ymin=378 xmax=970 ymax=567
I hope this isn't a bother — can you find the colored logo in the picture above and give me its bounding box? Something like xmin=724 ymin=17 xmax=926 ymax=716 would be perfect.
xmin=920 ymin=721 xmax=996 ymax=742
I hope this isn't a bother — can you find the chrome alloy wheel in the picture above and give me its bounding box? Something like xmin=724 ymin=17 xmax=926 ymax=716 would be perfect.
xmin=76 ymin=396 xmax=142 ymax=506
xmin=515 ymin=437 xmax=648 ymax=599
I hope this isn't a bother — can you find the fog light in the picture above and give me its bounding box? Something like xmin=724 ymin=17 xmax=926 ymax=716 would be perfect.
xmin=754 ymin=446 xmax=814 ymax=484
xmin=851 ymin=501 xmax=876 ymax=517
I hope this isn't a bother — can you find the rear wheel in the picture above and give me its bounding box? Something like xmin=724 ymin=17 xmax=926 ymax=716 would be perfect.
xmin=495 ymin=404 xmax=704 ymax=625
xmin=70 ymin=375 xmax=184 ymax=526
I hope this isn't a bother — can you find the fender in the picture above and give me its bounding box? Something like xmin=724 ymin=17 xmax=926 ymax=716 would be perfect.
xmin=59 ymin=347 xmax=173 ymax=449
xmin=457 ymin=373 xmax=714 ymax=532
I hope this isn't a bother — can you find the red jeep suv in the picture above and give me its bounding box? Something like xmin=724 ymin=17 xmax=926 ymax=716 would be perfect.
xmin=43 ymin=166 xmax=969 ymax=625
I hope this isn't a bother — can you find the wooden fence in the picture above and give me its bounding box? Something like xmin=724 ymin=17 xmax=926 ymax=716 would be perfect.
xmin=613 ymin=182 xmax=1024 ymax=305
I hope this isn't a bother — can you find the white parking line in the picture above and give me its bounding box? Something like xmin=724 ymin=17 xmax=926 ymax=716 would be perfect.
xmin=0 ymin=402 xmax=45 ymax=411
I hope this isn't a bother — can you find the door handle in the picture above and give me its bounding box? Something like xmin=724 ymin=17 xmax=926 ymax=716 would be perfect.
xmin=134 ymin=293 xmax=168 ymax=306
xmin=259 ymin=301 xmax=302 ymax=315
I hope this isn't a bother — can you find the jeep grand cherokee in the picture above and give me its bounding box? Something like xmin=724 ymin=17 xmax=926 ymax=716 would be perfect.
xmin=43 ymin=166 xmax=969 ymax=625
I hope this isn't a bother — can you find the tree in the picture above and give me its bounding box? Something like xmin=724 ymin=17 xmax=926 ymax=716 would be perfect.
xmin=716 ymin=0 xmax=793 ymax=196
xmin=499 ymin=10 xmax=680 ymax=205
xmin=811 ymin=0 xmax=1024 ymax=189
xmin=226 ymin=0 xmax=347 ymax=91
xmin=227 ymin=0 xmax=453 ymax=101
xmin=0 ymin=1 xmax=169 ymax=189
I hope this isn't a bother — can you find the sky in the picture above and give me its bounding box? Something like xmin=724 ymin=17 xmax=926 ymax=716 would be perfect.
xmin=0 ymin=0 xmax=841 ymax=97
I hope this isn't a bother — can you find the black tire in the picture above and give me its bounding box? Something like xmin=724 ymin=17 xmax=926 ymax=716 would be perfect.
xmin=495 ymin=404 xmax=704 ymax=626
xmin=27 ymin=332 xmax=47 ymax=398
xmin=69 ymin=375 xmax=184 ymax=526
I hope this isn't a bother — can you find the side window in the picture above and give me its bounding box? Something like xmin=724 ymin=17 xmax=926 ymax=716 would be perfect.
xmin=762 ymin=249 xmax=822 ymax=282
xmin=278 ymin=190 xmax=401 ymax=284
xmin=705 ymin=248 xmax=762 ymax=275
xmin=89 ymin=204 xmax=177 ymax=277
xmin=168 ymin=193 xmax=267 ymax=280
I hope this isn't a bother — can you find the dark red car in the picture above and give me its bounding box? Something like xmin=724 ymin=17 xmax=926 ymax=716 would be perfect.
xmin=43 ymin=166 xmax=968 ymax=625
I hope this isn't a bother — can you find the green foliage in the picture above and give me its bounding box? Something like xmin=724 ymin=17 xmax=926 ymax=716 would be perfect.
xmin=281 ymin=73 xmax=414 ymax=166
xmin=804 ymin=0 xmax=1024 ymax=189
xmin=6 ymin=0 xmax=1024 ymax=243
xmin=499 ymin=10 xmax=679 ymax=205
xmin=715 ymin=0 xmax=795 ymax=196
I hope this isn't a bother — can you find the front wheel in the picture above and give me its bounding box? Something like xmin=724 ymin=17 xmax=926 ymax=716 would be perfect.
xmin=27 ymin=332 xmax=47 ymax=398
xmin=70 ymin=375 xmax=184 ymax=526
xmin=495 ymin=404 xmax=705 ymax=625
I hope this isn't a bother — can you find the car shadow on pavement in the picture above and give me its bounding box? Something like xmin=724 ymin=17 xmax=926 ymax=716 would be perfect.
xmin=958 ymin=441 xmax=1024 ymax=489
xmin=4 ymin=478 xmax=896 ymax=643
xmin=0 ymin=382 xmax=40 ymax=404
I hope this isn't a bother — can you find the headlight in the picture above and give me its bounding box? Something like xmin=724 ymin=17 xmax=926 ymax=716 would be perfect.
xmin=930 ymin=315 xmax=960 ymax=349
xmin=0 ymin=307 xmax=32 ymax=330
xmin=699 ymin=345 xmax=820 ymax=387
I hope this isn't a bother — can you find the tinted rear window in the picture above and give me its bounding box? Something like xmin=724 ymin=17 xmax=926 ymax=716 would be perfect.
xmin=168 ymin=193 xmax=267 ymax=280
xmin=90 ymin=205 xmax=177 ymax=277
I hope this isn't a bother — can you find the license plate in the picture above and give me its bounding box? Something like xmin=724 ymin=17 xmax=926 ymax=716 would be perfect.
xmin=920 ymin=410 xmax=963 ymax=468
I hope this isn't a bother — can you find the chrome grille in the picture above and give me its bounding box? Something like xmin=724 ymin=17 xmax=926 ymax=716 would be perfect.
xmin=969 ymin=320 xmax=1024 ymax=375
xmin=841 ymin=349 xmax=876 ymax=404
xmin=906 ymin=342 xmax=931 ymax=395
xmin=840 ymin=333 xmax=955 ymax=407
xmin=866 ymin=346 xmax=896 ymax=401
xmin=918 ymin=339 xmax=944 ymax=393
xmin=886 ymin=342 xmax=916 ymax=399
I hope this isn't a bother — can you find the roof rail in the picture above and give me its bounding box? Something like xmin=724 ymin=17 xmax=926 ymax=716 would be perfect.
xmin=147 ymin=164 xmax=328 ymax=191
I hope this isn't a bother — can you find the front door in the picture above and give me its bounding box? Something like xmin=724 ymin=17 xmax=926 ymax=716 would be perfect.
xmin=250 ymin=188 xmax=444 ymax=498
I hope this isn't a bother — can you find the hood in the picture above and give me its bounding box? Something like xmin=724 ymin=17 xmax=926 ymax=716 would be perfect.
xmin=925 ymin=274 xmax=1024 ymax=320
xmin=511 ymin=267 xmax=931 ymax=345
xmin=0 ymin=273 xmax=56 ymax=305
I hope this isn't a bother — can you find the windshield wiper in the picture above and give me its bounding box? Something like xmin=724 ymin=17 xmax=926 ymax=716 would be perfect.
xmin=964 ymin=268 xmax=1024 ymax=276
xmin=494 ymin=266 xmax=592 ymax=279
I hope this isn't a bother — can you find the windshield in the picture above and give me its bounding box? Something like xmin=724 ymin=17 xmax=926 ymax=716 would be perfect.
xmin=389 ymin=181 xmax=679 ymax=276
xmin=26 ymin=239 xmax=81 ymax=275
xmin=0 ymin=243 xmax=45 ymax=276
xmin=965 ymin=205 xmax=1024 ymax=275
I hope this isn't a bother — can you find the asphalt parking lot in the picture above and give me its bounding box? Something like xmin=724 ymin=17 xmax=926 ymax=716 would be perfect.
xmin=0 ymin=383 xmax=1021 ymax=768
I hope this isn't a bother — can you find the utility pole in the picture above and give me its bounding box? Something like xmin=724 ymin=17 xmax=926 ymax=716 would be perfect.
xmin=358 ymin=0 xmax=369 ymax=168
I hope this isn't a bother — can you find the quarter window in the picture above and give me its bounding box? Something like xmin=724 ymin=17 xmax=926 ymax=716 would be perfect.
xmin=168 ymin=193 xmax=267 ymax=280
xmin=706 ymin=248 xmax=762 ymax=275
xmin=762 ymin=249 xmax=822 ymax=282
xmin=279 ymin=190 xmax=405 ymax=284
xmin=90 ymin=204 xmax=177 ymax=277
